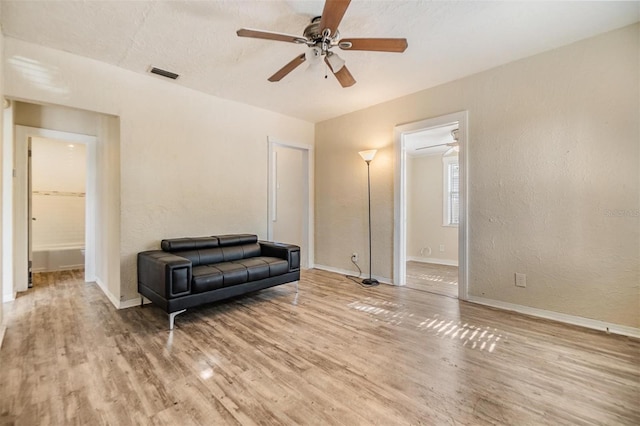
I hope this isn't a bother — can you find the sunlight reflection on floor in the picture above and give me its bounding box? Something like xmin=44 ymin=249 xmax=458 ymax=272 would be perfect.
xmin=406 ymin=272 xmax=457 ymax=286
xmin=348 ymin=298 xmax=504 ymax=352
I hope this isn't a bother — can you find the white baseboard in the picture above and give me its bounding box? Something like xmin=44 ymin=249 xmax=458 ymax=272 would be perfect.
xmin=95 ymin=277 xmax=120 ymax=309
xmin=313 ymin=264 xmax=393 ymax=285
xmin=94 ymin=278 xmax=152 ymax=309
xmin=407 ymin=256 xmax=458 ymax=267
xmin=467 ymin=296 xmax=640 ymax=339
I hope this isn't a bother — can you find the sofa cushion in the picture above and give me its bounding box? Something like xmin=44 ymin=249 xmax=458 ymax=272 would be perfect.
xmin=218 ymin=234 xmax=258 ymax=247
xmin=191 ymin=266 xmax=224 ymax=293
xmin=176 ymin=250 xmax=201 ymax=266
xmin=214 ymin=262 xmax=249 ymax=286
xmin=260 ymin=257 xmax=289 ymax=276
xmin=241 ymin=243 xmax=261 ymax=258
xmin=198 ymin=248 xmax=224 ymax=265
xmin=162 ymin=237 xmax=219 ymax=252
xmin=232 ymin=258 xmax=270 ymax=281
xmin=221 ymin=245 xmax=244 ymax=262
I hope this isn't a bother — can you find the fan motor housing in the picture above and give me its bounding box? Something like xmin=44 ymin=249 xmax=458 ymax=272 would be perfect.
xmin=303 ymin=18 xmax=323 ymax=41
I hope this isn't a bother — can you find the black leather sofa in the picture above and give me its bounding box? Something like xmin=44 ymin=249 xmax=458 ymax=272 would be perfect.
xmin=137 ymin=234 xmax=300 ymax=329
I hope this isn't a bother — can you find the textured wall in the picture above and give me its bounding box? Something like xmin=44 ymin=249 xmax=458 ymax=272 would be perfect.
xmin=315 ymin=24 xmax=639 ymax=327
xmin=14 ymin=101 xmax=99 ymax=135
xmin=407 ymin=154 xmax=459 ymax=264
xmin=4 ymin=38 xmax=314 ymax=303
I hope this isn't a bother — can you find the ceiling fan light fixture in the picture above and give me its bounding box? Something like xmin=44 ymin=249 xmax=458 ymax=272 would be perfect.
xmin=326 ymin=52 xmax=345 ymax=72
xmin=305 ymin=46 xmax=322 ymax=61
xmin=236 ymin=0 xmax=408 ymax=87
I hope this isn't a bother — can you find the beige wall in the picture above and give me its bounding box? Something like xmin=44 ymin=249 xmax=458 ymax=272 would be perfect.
xmin=4 ymin=38 xmax=314 ymax=304
xmin=407 ymin=154 xmax=458 ymax=264
xmin=316 ymin=24 xmax=639 ymax=328
xmin=14 ymin=101 xmax=99 ymax=135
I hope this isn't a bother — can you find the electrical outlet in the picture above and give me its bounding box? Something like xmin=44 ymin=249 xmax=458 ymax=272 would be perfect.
xmin=439 ymin=244 xmax=445 ymax=252
xmin=351 ymin=252 xmax=358 ymax=262
xmin=515 ymin=272 xmax=526 ymax=288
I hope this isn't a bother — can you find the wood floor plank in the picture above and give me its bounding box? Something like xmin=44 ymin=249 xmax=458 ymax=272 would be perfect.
xmin=0 ymin=269 xmax=638 ymax=425
xmin=405 ymin=261 xmax=458 ymax=297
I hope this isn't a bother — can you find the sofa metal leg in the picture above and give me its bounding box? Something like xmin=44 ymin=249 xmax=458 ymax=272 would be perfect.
xmin=295 ymin=280 xmax=299 ymax=293
xmin=140 ymin=295 xmax=144 ymax=307
xmin=169 ymin=309 xmax=186 ymax=330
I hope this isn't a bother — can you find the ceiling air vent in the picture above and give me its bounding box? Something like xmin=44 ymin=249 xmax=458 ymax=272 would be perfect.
xmin=149 ymin=67 xmax=179 ymax=80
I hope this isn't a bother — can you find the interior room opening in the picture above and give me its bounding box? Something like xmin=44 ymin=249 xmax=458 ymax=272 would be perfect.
xmin=30 ymin=137 xmax=87 ymax=277
xmin=404 ymin=123 xmax=459 ymax=297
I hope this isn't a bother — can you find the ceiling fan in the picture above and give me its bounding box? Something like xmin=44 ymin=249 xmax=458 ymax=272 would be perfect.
xmin=236 ymin=0 xmax=408 ymax=87
xmin=416 ymin=129 xmax=460 ymax=156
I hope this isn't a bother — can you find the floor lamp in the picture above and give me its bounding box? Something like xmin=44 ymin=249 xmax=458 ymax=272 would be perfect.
xmin=358 ymin=149 xmax=379 ymax=286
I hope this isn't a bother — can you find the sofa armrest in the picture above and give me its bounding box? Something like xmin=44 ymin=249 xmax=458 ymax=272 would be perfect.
xmin=137 ymin=250 xmax=192 ymax=298
xmin=259 ymin=241 xmax=301 ymax=272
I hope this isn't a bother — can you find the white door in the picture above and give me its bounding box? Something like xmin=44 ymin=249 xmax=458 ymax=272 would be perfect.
xmin=270 ymin=143 xmax=309 ymax=268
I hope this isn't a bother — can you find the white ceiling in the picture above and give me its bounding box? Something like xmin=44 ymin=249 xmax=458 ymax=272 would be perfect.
xmin=1 ymin=1 xmax=638 ymax=123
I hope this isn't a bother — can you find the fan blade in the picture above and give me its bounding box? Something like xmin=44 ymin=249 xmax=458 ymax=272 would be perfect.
xmin=319 ymin=0 xmax=351 ymax=37
xmin=340 ymin=38 xmax=408 ymax=53
xmin=237 ymin=28 xmax=306 ymax=44
xmin=333 ymin=66 xmax=356 ymax=87
xmin=416 ymin=142 xmax=458 ymax=151
xmin=324 ymin=56 xmax=356 ymax=87
xmin=268 ymin=54 xmax=307 ymax=82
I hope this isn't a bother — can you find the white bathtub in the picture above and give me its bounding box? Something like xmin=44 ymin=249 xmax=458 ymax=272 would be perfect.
xmin=32 ymin=246 xmax=85 ymax=273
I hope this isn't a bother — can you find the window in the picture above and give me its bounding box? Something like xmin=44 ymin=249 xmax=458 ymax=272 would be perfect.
xmin=443 ymin=157 xmax=459 ymax=226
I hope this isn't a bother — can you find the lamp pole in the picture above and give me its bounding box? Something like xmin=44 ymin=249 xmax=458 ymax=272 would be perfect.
xmin=362 ymin=158 xmax=379 ymax=286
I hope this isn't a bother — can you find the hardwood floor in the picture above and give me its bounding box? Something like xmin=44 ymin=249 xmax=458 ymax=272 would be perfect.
xmin=405 ymin=261 xmax=458 ymax=298
xmin=1 ymin=269 xmax=638 ymax=425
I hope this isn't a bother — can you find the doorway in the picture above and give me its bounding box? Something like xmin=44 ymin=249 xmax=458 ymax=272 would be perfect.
xmin=13 ymin=126 xmax=97 ymax=293
xmin=404 ymin=124 xmax=459 ymax=297
xmin=30 ymin=137 xmax=87 ymax=276
xmin=267 ymin=137 xmax=314 ymax=269
xmin=394 ymin=112 xmax=468 ymax=300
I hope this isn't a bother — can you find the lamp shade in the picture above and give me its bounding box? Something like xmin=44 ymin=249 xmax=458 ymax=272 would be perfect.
xmin=359 ymin=149 xmax=377 ymax=162
xmin=326 ymin=52 xmax=346 ymax=72
xmin=305 ymin=46 xmax=322 ymax=62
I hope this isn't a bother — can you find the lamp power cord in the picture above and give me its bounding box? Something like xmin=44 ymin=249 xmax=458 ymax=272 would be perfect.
xmin=346 ymin=257 xmax=379 ymax=288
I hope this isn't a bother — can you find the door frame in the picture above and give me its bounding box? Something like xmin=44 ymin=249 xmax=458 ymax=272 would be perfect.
xmin=12 ymin=125 xmax=97 ymax=294
xmin=393 ymin=111 xmax=469 ymax=300
xmin=267 ymin=137 xmax=314 ymax=269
